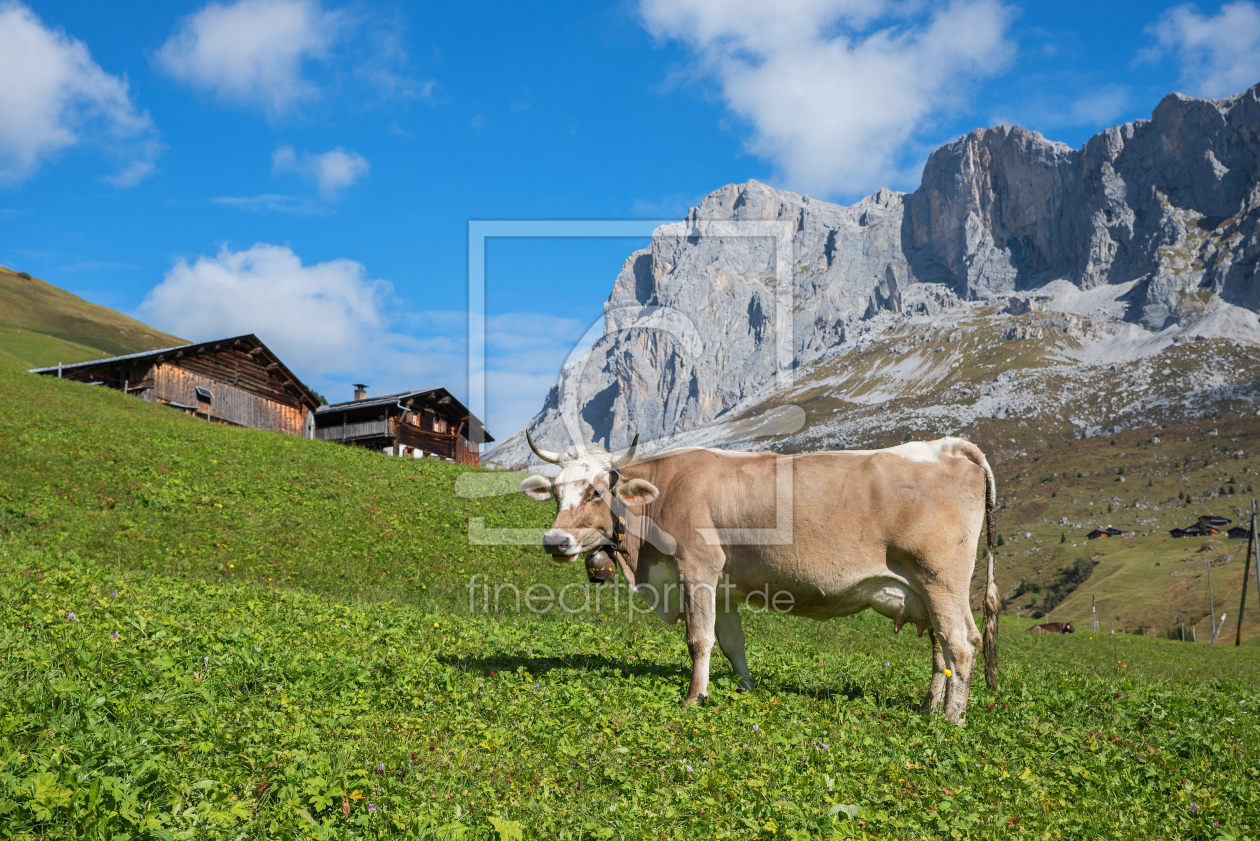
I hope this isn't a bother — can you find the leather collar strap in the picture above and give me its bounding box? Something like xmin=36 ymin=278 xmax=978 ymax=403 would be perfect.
xmin=606 ymin=469 xmax=628 ymax=555
xmin=610 ymin=511 xmax=627 ymax=553
xmin=584 ymin=484 xmax=628 ymax=584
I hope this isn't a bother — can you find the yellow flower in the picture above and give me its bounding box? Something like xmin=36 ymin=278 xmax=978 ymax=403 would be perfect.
xmin=943 ymin=668 xmax=952 ymax=677
xmin=434 ymin=623 xmax=440 ymax=628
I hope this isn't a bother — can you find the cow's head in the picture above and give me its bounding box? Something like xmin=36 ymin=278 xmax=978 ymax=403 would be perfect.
xmin=519 ymin=431 xmax=659 ymax=560
xmin=1062 ymin=622 xmax=1075 ymax=634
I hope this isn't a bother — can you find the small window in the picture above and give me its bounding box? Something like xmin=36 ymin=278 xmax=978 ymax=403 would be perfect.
xmin=195 ymin=386 xmax=214 ymax=401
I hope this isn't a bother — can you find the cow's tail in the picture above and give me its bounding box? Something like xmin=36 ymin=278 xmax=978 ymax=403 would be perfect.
xmin=979 ymin=452 xmax=1000 ymax=692
xmin=951 ymin=438 xmax=1000 ymax=692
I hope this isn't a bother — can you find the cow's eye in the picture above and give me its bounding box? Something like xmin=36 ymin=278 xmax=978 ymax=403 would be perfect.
xmin=589 ymin=488 xmax=602 ymax=500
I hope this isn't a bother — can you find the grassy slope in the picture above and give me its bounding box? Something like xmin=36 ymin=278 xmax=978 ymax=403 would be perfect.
xmin=974 ymin=414 xmax=1260 ymax=644
xmin=2 ymin=355 xmax=1260 ymax=839
xmin=0 ymin=265 xmax=186 ymax=368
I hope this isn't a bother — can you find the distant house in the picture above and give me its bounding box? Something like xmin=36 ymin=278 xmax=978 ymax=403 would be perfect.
xmin=1087 ymin=526 xmax=1131 ymax=540
xmin=1171 ymin=522 xmax=1219 ymax=538
xmin=1200 ymin=514 xmax=1232 ymax=528
xmin=314 ymin=386 xmax=491 ymax=466
xmin=1227 ymin=526 xmax=1253 ymax=540
xmin=30 ymin=334 xmax=320 ymax=437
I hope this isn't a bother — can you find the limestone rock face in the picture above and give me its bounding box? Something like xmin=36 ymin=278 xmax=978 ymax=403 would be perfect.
xmin=488 ymin=84 xmax=1260 ymax=468
xmin=907 ymin=87 xmax=1260 ymax=316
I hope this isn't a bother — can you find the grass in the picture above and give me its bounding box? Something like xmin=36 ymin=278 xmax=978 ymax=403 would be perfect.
xmin=3 ymin=355 xmax=1260 ymax=838
xmin=0 ymin=266 xmax=185 ymax=368
xmin=981 ymin=415 xmax=1260 ymax=642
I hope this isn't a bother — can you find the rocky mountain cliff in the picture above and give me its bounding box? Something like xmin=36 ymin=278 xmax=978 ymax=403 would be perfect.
xmin=488 ymin=84 xmax=1260 ymax=469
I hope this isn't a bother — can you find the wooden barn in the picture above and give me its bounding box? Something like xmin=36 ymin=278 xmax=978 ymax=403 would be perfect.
xmin=1087 ymin=526 xmax=1131 ymax=540
xmin=30 ymin=334 xmax=320 ymax=437
xmin=313 ymin=386 xmax=491 ymax=466
xmin=1228 ymin=525 xmax=1253 ymax=540
xmin=1171 ymin=522 xmax=1218 ymax=538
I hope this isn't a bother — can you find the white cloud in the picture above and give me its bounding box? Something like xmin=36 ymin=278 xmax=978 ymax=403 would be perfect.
xmin=487 ymin=312 xmax=587 ymax=354
xmin=1143 ymin=1 xmax=1260 ymax=98
xmin=351 ymin=23 xmax=438 ymax=103
xmin=986 ymin=83 xmax=1133 ymax=134
xmin=136 ymin=242 xmax=585 ymax=444
xmin=139 ymin=244 xmax=476 ymax=421
xmin=0 ymin=2 xmax=159 ymax=187
xmin=211 ymin=193 xmax=332 ymax=214
xmin=482 ymin=311 xmax=594 ymax=446
xmin=272 ymin=144 xmax=369 ymax=198
xmin=1069 ymin=85 xmax=1132 ymax=126
xmin=154 ymin=0 xmax=343 ymax=114
xmin=639 ymin=0 xmax=1014 ymax=197
xmin=630 ymin=192 xmax=704 ymax=220
xmin=140 ymin=244 xmax=398 ymax=378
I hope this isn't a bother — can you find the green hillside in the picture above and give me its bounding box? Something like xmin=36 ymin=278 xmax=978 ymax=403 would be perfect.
xmin=974 ymin=414 xmax=1260 ymax=645
xmin=0 ymin=264 xmax=185 ymax=368
xmin=2 ymin=355 xmax=1260 ymax=838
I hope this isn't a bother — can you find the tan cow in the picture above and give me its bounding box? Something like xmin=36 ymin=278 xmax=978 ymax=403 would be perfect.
xmin=520 ymin=434 xmax=999 ymax=724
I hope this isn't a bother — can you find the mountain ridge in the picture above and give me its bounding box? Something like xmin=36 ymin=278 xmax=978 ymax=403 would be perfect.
xmin=488 ymin=82 xmax=1260 ymax=469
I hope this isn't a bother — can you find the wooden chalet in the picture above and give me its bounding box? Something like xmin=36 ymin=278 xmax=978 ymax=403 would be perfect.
xmin=313 ymin=386 xmax=491 ymax=466
xmin=1199 ymin=514 xmax=1232 ymax=528
xmin=1087 ymin=526 xmax=1131 ymax=540
xmin=1227 ymin=525 xmax=1253 ymax=540
xmin=1171 ymin=522 xmax=1218 ymax=538
xmin=30 ymin=334 xmax=320 ymax=437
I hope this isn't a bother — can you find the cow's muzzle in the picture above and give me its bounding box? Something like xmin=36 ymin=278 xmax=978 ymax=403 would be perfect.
xmin=541 ymin=530 xmax=580 ymax=558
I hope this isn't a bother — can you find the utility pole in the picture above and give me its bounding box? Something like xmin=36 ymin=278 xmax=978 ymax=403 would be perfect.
xmin=1092 ymin=594 xmax=1097 ymax=633
xmin=1208 ymin=556 xmax=1217 ymax=644
xmin=1236 ymin=498 xmax=1257 ymax=646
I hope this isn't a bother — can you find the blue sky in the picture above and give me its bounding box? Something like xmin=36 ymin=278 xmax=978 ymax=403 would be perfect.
xmin=3 ymin=0 xmax=1260 ymax=444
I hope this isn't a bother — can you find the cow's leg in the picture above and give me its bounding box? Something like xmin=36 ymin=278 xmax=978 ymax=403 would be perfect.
xmin=919 ymin=628 xmax=947 ymax=714
xmin=715 ymin=608 xmax=753 ymax=692
xmin=927 ymin=594 xmax=980 ymax=725
xmin=680 ymin=572 xmax=720 ymax=703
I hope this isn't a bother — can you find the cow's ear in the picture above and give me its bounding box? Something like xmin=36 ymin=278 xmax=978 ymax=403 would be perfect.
xmin=520 ymin=474 xmax=553 ymax=502
xmin=614 ymin=477 xmax=658 ymax=506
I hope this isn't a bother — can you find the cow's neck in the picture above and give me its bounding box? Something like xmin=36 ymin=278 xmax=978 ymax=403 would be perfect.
xmin=612 ymin=461 xmax=674 ymax=589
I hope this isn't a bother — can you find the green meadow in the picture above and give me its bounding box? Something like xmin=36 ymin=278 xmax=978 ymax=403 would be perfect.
xmin=2 ymin=353 xmax=1259 ymax=840
xmin=0 ymin=266 xmax=185 ymax=369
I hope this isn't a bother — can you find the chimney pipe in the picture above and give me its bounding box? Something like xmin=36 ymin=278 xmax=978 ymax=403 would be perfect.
xmin=353 ymin=383 xmax=368 ymax=402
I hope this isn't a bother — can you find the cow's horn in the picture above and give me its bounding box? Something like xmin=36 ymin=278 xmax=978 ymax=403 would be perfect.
xmin=611 ymin=434 xmax=639 ymax=468
xmin=526 ymin=430 xmax=562 ymax=464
